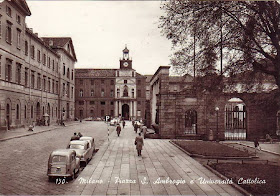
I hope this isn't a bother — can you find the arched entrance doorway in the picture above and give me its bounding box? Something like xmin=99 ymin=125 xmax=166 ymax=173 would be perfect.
xmin=185 ymin=109 xmax=197 ymax=134
xmin=225 ymin=98 xmax=247 ymax=140
xmin=6 ymin=104 xmax=10 ymax=130
xmin=122 ymin=104 xmax=129 ymax=120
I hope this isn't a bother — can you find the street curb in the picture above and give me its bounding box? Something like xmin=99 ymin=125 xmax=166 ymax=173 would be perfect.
xmin=169 ymin=141 xmax=256 ymax=159
xmin=237 ymin=142 xmax=280 ymax=156
xmin=0 ymin=122 xmax=80 ymax=142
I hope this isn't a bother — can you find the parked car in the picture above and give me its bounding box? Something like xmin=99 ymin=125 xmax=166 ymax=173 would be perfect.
xmin=47 ymin=149 xmax=80 ymax=181
xmin=109 ymin=118 xmax=120 ymax=126
xmin=109 ymin=119 xmax=117 ymax=126
xmin=80 ymin=136 xmax=95 ymax=155
xmin=67 ymin=140 xmax=92 ymax=166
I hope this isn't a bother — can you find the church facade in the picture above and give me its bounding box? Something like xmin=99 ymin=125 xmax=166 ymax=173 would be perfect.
xmin=75 ymin=47 xmax=146 ymax=120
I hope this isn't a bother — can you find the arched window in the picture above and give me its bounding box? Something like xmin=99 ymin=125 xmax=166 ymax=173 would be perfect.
xmin=132 ymin=89 xmax=135 ymax=98
xmin=117 ymin=89 xmax=120 ymax=98
xmin=91 ymin=89 xmax=94 ymax=97
xmin=123 ymin=85 xmax=128 ymax=97
xmin=185 ymin=110 xmax=197 ymax=134
xmin=67 ymin=68 xmax=70 ymax=79
xmin=79 ymin=89 xmax=83 ymax=97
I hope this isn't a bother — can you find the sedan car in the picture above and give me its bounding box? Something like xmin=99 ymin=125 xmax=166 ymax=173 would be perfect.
xmin=80 ymin=136 xmax=95 ymax=155
xmin=68 ymin=140 xmax=92 ymax=166
xmin=47 ymin=149 xmax=80 ymax=181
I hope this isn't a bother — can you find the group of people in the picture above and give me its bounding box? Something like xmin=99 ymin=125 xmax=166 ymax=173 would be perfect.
xmin=70 ymin=132 xmax=83 ymax=141
xmin=115 ymin=120 xmax=147 ymax=156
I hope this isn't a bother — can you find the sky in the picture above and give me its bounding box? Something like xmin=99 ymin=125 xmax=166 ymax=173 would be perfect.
xmin=25 ymin=1 xmax=173 ymax=76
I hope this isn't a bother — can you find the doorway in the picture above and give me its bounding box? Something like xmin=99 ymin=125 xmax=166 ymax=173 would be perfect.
xmin=122 ymin=104 xmax=129 ymax=120
xmin=225 ymin=98 xmax=247 ymax=140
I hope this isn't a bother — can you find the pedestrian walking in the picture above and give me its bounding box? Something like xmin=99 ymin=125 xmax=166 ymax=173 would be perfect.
xmin=134 ymin=132 xmax=144 ymax=156
xmin=70 ymin=132 xmax=80 ymax=141
xmin=134 ymin=123 xmax=138 ymax=133
xmin=141 ymin=125 xmax=147 ymax=139
xmin=78 ymin=132 xmax=83 ymax=138
xmin=254 ymin=138 xmax=261 ymax=154
xmin=116 ymin=123 xmax=121 ymax=137
xmin=122 ymin=120 xmax=125 ymax=128
xmin=265 ymin=134 xmax=273 ymax=143
xmin=132 ymin=120 xmax=135 ymax=127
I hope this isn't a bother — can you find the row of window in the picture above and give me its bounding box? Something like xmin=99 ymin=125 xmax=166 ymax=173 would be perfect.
xmin=25 ymin=41 xmax=59 ymax=71
xmin=78 ymin=88 xmax=142 ymax=98
xmin=5 ymin=5 xmax=21 ymax=25
xmin=79 ymin=109 xmax=114 ymax=118
xmin=62 ymin=82 xmax=74 ymax=98
xmin=1 ymin=57 xmax=60 ymax=94
xmin=79 ymin=79 xmax=114 ymax=85
xmin=63 ymin=64 xmax=74 ymax=80
xmin=0 ymin=19 xmax=74 ymax=80
xmin=79 ymin=89 xmax=114 ymax=98
xmin=78 ymin=101 xmax=115 ymax=106
xmin=9 ymin=103 xmax=59 ymax=121
xmin=78 ymin=101 xmax=143 ymax=106
xmin=78 ymin=79 xmax=142 ymax=85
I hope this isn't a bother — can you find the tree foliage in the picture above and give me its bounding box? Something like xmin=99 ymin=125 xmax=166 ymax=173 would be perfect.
xmin=160 ymin=1 xmax=280 ymax=91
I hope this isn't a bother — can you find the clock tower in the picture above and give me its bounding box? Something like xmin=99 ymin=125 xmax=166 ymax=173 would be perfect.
xmin=120 ymin=46 xmax=132 ymax=69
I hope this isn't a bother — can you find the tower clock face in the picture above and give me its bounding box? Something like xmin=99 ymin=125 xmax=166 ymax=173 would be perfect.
xmin=123 ymin=62 xmax=129 ymax=67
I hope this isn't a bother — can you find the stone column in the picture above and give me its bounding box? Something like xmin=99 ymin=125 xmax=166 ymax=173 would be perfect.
xmin=119 ymin=101 xmax=122 ymax=117
xmin=129 ymin=101 xmax=132 ymax=118
xmin=134 ymin=101 xmax=137 ymax=119
xmin=114 ymin=101 xmax=118 ymax=117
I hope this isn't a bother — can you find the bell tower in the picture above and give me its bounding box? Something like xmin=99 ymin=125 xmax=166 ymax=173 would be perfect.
xmin=120 ymin=45 xmax=132 ymax=69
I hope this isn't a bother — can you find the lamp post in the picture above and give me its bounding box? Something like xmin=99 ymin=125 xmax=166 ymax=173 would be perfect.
xmin=215 ymin=106 xmax=220 ymax=142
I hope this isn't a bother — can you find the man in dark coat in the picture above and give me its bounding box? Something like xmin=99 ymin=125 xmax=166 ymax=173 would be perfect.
xmin=116 ymin=124 xmax=121 ymax=137
xmin=122 ymin=120 xmax=125 ymax=128
xmin=70 ymin=132 xmax=80 ymax=141
xmin=134 ymin=123 xmax=138 ymax=133
xmin=135 ymin=133 xmax=144 ymax=156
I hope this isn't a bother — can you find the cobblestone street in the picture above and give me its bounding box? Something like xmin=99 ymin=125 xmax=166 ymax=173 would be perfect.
xmin=0 ymin=121 xmax=114 ymax=195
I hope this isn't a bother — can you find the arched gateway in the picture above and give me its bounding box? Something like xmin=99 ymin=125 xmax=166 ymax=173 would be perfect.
xmin=225 ymin=98 xmax=247 ymax=140
xmin=122 ymin=104 xmax=129 ymax=120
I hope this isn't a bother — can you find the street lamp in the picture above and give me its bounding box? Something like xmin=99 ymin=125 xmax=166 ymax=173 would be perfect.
xmin=215 ymin=106 xmax=220 ymax=142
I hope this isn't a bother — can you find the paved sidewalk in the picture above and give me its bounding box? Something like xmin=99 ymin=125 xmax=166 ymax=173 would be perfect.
xmin=237 ymin=141 xmax=280 ymax=156
xmin=0 ymin=121 xmax=80 ymax=141
xmin=66 ymin=124 xmax=241 ymax=196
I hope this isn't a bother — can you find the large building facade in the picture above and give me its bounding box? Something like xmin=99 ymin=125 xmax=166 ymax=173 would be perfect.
xmin=75 ymin=47 xmax=146 ymax=120
xmin=0 ymin=0 xmax=77 ymax=130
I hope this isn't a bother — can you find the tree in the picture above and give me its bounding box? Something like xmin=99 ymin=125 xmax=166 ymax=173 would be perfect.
xmin=160 ymin=1 xmax=280 ymax=93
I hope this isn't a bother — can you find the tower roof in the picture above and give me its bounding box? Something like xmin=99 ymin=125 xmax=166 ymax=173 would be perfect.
xmin=123 ymin=46 xmax=129 ymax=53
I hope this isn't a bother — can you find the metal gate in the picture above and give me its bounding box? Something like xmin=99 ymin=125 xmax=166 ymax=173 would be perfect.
xmin=225 ymin=102 xmax=247 ymax=140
